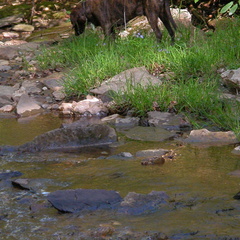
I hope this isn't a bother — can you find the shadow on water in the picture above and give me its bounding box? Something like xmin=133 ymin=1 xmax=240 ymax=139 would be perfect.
xmin=0 ymin=114 xmax=240 ymax=239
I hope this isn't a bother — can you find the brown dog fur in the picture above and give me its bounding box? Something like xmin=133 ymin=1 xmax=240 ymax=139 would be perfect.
xmin=70 ymin=0 xmax=177 ymax=43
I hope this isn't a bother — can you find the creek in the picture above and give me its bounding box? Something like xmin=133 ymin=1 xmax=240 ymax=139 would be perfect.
xmin=0 ymin=113 xmax=240 ymax=239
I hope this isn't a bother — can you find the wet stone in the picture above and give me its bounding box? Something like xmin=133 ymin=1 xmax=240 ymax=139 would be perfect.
xmin=147 ymin=111 xmax=191 ymax=132
xmin=233 ymin=192 xmax=240 ymax=200
xmin=0 ymin=96 xmax=13 ymax=108
xmin=47 ymin=189 xmax=123 ymax=213
xmin=12 ymin=178 xmax=68 ymax=192
xmin=232 ymin=145 xmax=240 ymax=155
xmin=0 ymin=170 xmax=23 ymax=181
xmin=136 ymin=148 xmax=169 ymax=157
xmin=17 ymin=124 xmax=117 ymax=152
xmin=118 ymin=191 xmax=169 ymax=215
xmin=228 ymin=169 xmax=240 ymax=177
xmin=182 ymin=129 xmax=239 ymax=145
xmin=141 ymin=156 xmax=165 ymax=165
xmin=123 ymin=126 xmax=175 ymax=142
xmin=0 ymin=65 xmax=11 ymax=71
xmin=106 ymin=152 xmax=134 ymax=160
xmin=16 ymin=93 xmax=42 ymax=115
xmin=115 ymin=116 xmax=140 ymax=130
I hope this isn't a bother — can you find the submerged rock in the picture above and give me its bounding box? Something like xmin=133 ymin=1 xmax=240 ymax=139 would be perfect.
xmin=232 ymin=145 xmax=240 ymax=155
xmin=47 ymin=189 xmax=169 ymax=215
xmin=18 ymin=124 xmax=117 ymax=152
xmin=12 ymin=178 xmax=68 ymax=192
xmin=136 ymin=148 xmax=170 ymax=157
xmin=106 ymin=152 xmax=134 ymax=160
xmin=141 ymin=156 xmax=165 ymax=165
xmin=47 ymin=189 xmax=123 ymax=213
xmin=0 ymin=170 xmax=22 ymax=180
xmin=182 ymin=129 xmax=239 ymax=145
xmin=123 ymin=126 xmax=175 ymax=141
xmin=233 ymin=192 xmax=240 ymax=200
xmin=118 ymin=191 xmax=169 ymax=215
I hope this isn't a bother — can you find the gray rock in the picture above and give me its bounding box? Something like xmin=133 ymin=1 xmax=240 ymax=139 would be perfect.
xmin=21 ymin=80 xmax=42 ymax=94
xmin=12 ymin=42 xmax=41 ymax=51
xmin=61 ymin=117 xmax=102 ymax=128
xmin=233 ymin=191 xmax=240 ymax=200
xmin=0 ymin=65 xmax=11 ymax=71
xmin=221 ymin=68 xmax=240 ymax=91
xmin=0 ymin=171 xmax=22 ymax=181
xmin=41 ymin=74 xmax=64 ymax=91
xmin=0 ymin=86 xmax=14 ymax=107
xmin=18 ymin=124 xmax=117 ymax=152
xmin=0 ymin=85 xmax=14 ymax=100
xmin=90 ymin=67 xmax=162 ymax=95
xmin=101 ymin=114 xmax=121 ymax=124
xmin=47 ymin=189 xmax=123 ymax=213
xmin=16 ymin=94 xmax=42 ymax=115
xmin=0 ymin=46 xmax=18 ymax=60
xmin=115 ymin=116 xmax=140 ymax=129
xmin=118 ymin=191 xmax=169 ymax=215
xmin=147 ymin=111 xmax=191 ymax=131
xmin=182 ymin=129 xmax=239 ymax=145
xmin=123 ymin=126 xmax=175 ymax=141
xmin=12 ymin=178 xmax=67 ymax=192
xmin=0 ymin=96 xmax=13 ymax=108
xmin=0 ymin=15 xmax=23 ymax=28
xmin=12 ymin=87 xmax=26 ymax=102
xmin=0 ymin=42 xmax=42 ymax=61
xmin=52 ymin=90 xmax=66 ymax=101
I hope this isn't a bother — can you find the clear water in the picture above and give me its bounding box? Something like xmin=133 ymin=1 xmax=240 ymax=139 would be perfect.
xmin=0 ymin=114 xmax=240 ymax=239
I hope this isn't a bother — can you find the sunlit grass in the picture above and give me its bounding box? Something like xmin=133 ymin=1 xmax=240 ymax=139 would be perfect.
xmin=37 ymin=17 xmax=240 ymax=135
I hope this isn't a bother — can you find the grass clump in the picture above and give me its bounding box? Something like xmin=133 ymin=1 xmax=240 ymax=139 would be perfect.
xmin=37 ymin=17 xmax=240 ymax=136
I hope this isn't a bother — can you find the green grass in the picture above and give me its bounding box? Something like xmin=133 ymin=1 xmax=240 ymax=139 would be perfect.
xmin=37 ymin=17 xmax=240 ymax=136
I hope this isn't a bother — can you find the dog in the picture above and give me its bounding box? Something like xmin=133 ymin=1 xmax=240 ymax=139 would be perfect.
xmin=70 ymin=0 xmax=177 ymax=43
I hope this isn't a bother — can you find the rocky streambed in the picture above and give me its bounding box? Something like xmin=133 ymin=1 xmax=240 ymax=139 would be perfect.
xmin=1 ymin=111 xmax=240 ymax=240
xmin=0 ymin=14 xmax=240 ymax=240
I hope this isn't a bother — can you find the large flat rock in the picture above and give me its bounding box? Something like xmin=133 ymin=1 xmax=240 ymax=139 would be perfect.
xmin=18 ymin=124 xmax=117 ymax=152
xmin=90 ymin=67 xmax=162 ymax=95
xmin=47 ymin=189 xmax=123 ymax=213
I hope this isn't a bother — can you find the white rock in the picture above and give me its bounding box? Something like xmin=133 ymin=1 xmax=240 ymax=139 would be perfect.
xmin=0 ymin=104 xmax=14 ymax=112
xmin=59 ymin=102 xmax=73 ymax=111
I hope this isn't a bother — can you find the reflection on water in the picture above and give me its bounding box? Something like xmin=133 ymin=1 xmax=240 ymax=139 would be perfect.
xmin=0 ymin=113 xmax=63 ymax=146
xmin=0 ymin=114 xmax=240 ymax=239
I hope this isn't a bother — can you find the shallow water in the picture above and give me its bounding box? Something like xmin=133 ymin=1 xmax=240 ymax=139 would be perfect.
xmin=0 ymin=114 xmax=240 ymax=239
